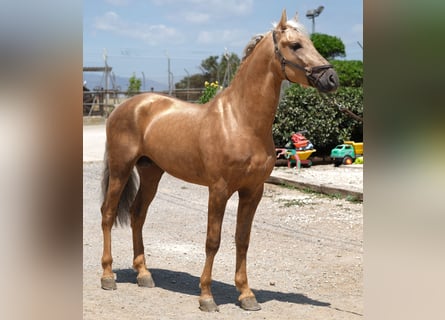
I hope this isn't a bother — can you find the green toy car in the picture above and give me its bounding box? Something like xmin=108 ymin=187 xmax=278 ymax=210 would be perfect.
xmin=330 ymin=141 xmax=363 ymax=166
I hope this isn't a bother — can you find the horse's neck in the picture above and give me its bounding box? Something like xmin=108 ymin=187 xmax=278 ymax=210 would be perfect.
xmin=219 ymin=34 xmax=283 ymax=137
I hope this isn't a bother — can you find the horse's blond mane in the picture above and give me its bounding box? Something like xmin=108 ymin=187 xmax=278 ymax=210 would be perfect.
xmin=241 ymin=34 xmax=265 ymax=61
xmin=241 ymin=18 xmax=308 ymax=62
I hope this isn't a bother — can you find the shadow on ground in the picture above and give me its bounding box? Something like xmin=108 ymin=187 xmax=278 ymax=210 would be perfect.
xmin=114 ymin=268 xmax=330 ymax=308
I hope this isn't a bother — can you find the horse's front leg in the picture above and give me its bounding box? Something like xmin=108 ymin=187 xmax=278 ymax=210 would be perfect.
xmin=199 ymin=184 xmax=230 ymax=312
xmin=234 ymin=184 xmax=264 ymax=311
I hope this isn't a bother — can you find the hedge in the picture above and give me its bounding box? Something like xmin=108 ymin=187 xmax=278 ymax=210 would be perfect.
xmin=273 ymin=84 xmax=363 ymax=156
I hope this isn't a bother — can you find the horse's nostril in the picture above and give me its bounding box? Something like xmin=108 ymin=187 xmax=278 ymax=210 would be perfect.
xmin=317 ymin=70 xmax=339 ymax=92
xmin=328 ymin=72 xmax=339 ymax=87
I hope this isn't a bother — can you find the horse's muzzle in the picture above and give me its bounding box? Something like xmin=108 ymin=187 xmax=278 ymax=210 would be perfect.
xmin=310 ymin=68 xmax=339 ymax=93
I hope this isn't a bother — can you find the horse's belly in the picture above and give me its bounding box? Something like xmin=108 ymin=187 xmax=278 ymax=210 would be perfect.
xmin=164 ymin=165 xmax=209 ymax=186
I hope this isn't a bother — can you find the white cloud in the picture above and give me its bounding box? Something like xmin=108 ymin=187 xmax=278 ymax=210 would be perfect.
xmin=179 ymin=11 xmax=210 ymax=24
xmin=191 ymin=0 xmax=253 ymax=15
xmin=94 ymin=11 xmax=183 ymax=46
xmin=104 ymin=0 xmax=131 ymax=6
xmin=151 ymin=0 xmax=253 ymax=24
xmin=94 ymin=11 xmax=122 ymax=31
xmin=352 ymin=23 xmax=363 ymax=35
xmin=197 ymin=28 xmax=250 ymax=47
xmin=197 ymin=31 xmax=212 ymax=44
xmin=150 ymin=0 xmax=167 ymax=5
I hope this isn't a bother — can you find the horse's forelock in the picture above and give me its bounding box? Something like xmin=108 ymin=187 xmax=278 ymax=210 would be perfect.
xmin=286 ymin=20 xmax=308 ymax=36
xmin=272 ymin=19 xmax=308 ymax=36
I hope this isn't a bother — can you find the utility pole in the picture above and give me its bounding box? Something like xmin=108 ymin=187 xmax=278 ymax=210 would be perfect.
xmin=103 ymin=48 xmax=109 ymax=106
xmin=165 ymin=51 xmax=173 ymax=95
xmin=184 ymin=68 xmax=190 ymax=101
xmin=222 ymin=49 xmax=231 ymax=88
xmin=141 ymin=71 xmax=146 ymax=92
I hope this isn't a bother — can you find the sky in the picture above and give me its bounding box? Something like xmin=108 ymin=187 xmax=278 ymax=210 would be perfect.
xmin=83 ymin=0 xmax=363 ymax=88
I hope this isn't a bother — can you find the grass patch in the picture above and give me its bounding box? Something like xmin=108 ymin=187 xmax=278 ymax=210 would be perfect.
xmin=281 ymin=182 xmax=299 ymax=191
xmin=345 ymin=195 xmax=361 ymax=203
xmin=278 ymin=199 xmax=308 ymax=208
xmin=300 ymin=188 xmax=342 ymax=200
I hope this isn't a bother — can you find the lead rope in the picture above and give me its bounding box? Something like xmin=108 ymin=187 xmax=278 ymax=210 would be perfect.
xmin=321 ymin=95 xmax=363 ymax=122
xmin=333 ymin=99 xmax=363 ymax=122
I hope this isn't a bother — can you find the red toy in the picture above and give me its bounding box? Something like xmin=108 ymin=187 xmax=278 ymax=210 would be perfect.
xmin=275 ymin=131 xmax=316 ymax=168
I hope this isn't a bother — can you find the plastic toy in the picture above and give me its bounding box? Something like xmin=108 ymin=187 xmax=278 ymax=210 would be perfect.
xmin=276 ymin=131 xmax=316 ymax=167
xmin=330 ymin=141 xmax=363 ymax=166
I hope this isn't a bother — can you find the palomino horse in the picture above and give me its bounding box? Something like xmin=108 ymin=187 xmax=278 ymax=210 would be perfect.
xmin=100 ymin=10 xmax=339 ymax=312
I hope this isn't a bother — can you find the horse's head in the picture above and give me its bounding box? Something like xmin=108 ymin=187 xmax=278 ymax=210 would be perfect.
xmin=273 ymin=10 xmax=339 ymax=93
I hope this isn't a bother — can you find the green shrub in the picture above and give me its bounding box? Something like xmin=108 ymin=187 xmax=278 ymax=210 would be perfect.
xmin=198 ymin=81 xmax=222 ymax=104
xmin=273 ymin=84 xmax=363 ymax=156
xmin=330 ymin=60 xmax=364 ymax=87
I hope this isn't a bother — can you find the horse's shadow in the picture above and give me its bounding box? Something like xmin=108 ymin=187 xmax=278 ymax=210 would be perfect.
xmin=115 ymin=268 xmax=330 ymax=308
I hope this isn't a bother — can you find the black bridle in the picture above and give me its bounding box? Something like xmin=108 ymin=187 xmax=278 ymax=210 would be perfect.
xmin=272 ymin=31 xmax=333 ymax=86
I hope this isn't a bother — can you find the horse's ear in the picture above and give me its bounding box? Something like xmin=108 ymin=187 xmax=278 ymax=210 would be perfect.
xmin=277 ymin=9 xmax=288 ymax=31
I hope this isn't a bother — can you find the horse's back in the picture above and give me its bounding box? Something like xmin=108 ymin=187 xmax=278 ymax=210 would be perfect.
xmin=109 ymin=93 xmax=173 ymax=122
xmin=107 ymin=93 xmax=198 ymax=135
xmin=105 ymin=93 xmax=209 ymax=180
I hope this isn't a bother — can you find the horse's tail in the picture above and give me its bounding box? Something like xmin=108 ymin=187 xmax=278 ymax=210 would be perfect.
xmin=101 ymin=148 xmax=139 ymax=226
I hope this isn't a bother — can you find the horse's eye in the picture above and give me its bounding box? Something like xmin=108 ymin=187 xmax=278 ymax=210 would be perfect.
xmin=290 ymin=43 xmax=302 ymax=51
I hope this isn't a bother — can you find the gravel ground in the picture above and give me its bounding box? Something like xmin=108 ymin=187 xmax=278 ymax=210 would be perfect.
xmin=83 ymin=161 xmax=363 ymax=319
xmin=272 ymin=165 xmax=363 ymax=194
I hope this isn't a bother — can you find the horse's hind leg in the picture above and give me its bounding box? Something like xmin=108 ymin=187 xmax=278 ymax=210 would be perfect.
xmin=101 ymin=162 xmax=135 ymax=290
xmin=131 ymin=161 xmax=164 ymax=287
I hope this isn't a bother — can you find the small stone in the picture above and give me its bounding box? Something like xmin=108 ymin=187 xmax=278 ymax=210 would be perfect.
xmin=269 ymin=281 xmax=276 ymax=286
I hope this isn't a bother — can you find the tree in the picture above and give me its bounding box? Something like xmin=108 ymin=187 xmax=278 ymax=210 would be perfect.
xmin=127 ymin=73 xmax=141 ymax=97
xmin=175 ymin=52 xmax=240 ymax=101
xmin=310 ymin=33 xmax=346 ymax=60
xmin=199 ymin=55 xmax=220 ymax=83
xmin=175 ymin=73 xmax=206 ymax=101
xmin=198 ymin=53 xmax=240 ymax=85
xmin=219 ymin=52 xmax=240 ymax=87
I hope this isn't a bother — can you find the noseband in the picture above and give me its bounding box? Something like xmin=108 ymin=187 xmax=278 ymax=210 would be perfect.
xmin=272 ymin=31 xmax=332 ymax=86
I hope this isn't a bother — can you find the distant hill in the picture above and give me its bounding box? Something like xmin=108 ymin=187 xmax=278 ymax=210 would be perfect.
xmin=83 ymin=72 xmax=168 ymax=92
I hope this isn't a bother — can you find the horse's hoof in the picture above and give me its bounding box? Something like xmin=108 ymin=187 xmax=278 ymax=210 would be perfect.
xmin=101 ymin=277 xmax=117 ymax=290
xmin=240 ymin=296 xmax=261 ymax=311
xmin=199 ymin=298 xmax=219 ymax=312
xmin=137 ymin=274 xmax=155 ymax=288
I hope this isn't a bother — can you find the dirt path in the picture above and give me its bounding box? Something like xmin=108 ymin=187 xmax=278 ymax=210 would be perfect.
xmin=83 ymin=161 xmax=363 ymax=319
